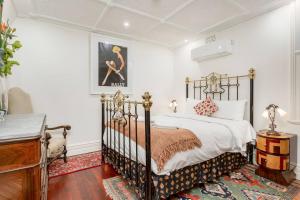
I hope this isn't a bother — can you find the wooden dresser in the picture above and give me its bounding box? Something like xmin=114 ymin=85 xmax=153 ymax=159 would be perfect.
xmin=256 ymin=130 xmax=297 ymax=185
xmin=0 ymin=114 xmax=47 ymax=200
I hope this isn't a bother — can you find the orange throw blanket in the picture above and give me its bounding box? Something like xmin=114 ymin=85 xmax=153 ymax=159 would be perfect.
xmin=107 ymin=120 xmax=202 ymax=172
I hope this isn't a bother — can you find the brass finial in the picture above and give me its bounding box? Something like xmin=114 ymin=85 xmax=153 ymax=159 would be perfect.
xmin=100 ymin=93 xmax=106 ymax=103
xmin=248 ymin=68 xmax=255 ymax=79
xmin=185 ymin=77 xmax=190 ymax=84
xmin=142 ymin=92 xmax=152 ymax=111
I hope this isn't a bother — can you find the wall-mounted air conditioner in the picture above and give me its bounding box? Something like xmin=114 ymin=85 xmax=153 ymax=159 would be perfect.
xmin=191 ymin=40 xmax=233 ymax=62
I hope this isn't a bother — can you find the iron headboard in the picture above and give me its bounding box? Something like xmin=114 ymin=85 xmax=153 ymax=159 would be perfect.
xmin=185 ymin=68 xmax=255 ymax=125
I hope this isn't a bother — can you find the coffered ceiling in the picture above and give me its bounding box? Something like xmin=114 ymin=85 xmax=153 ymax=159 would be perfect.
xmin=12 ymin=0 xmax=293 ymax=47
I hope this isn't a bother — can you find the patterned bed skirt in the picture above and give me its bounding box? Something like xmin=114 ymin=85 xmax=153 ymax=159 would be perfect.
xmin=103 ymin=145 xmax=247 ymax=199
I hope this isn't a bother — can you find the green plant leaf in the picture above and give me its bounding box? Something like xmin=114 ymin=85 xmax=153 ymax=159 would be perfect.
xmin=5 ymin=48 xmax=13 ymax=57
xmin=7 ymin=60 xmax=19 ymax=66
xmin=0 ymin=20 xmax=22 ymax=76
xmin=12 ymin=40 xmax=22 ymax=49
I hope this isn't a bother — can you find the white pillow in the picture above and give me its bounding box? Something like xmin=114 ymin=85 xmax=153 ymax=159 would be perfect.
xmin=212 ymin=100 xmax=247 ymax=120
xmin=185 ymin=98 xmax=202 ymax=114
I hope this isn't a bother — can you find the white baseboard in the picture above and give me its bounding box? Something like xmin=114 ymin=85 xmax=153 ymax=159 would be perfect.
xmin=294 ymin=165 xmax=300 ymax=180
xmin=67 ymin=140 xmax=101 ymax=156
xmin=291 ymin=162 xmax=300 ymax=180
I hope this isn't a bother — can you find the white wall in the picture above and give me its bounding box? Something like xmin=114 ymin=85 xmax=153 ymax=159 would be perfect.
xmin=6 ymin=0 xmax=300 ymax=177
xmin=296 ymin=0 xmax=300 ymax=50
xmin=9 ymin=18 xmax=174 ymax=155
xmin=174 ymin=4 xmax=300 ymax=177
xmin=293 ymin=0 xmax=300 ymax=120
xmin=174 ymin=5 xmax=292 ymax=131
xmin=2 ymin=0 xmax=16 ymax=23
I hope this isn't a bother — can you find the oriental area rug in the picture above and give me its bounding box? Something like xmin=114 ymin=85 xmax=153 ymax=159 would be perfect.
xmin=103 ymin=164 xmax=300 ymax=200
xmin=48 ymin=151 xmax=101 ymax=178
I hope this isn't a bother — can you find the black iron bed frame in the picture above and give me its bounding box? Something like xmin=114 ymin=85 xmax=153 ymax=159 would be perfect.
xmin=100 ymin=68 xmax=255 ymax=199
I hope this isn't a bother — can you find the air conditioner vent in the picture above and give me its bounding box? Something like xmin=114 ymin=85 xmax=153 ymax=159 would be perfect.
xmin=191 ymin=40 xmax=233 ymax=62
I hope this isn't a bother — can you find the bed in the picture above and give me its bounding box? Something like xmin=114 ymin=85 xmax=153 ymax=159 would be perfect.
xmin=100 ymin=68 xmax=256 ymax=199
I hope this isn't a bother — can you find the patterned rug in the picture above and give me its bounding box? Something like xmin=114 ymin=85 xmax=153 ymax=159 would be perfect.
xmin=103 ymin=165 xmax=300 ymax=200
xmin=48 ymin=151 xmax=101 ymax=178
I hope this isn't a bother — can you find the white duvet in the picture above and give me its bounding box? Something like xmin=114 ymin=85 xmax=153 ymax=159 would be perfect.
xmin=103 ymin=113 xmax=256 ymax=175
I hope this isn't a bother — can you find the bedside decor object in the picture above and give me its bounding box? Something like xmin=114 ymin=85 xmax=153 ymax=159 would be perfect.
xmin=262 ymin=104 xmax=286 ymax=135
xmin=256 ymin=130 xmax=297 ymax=186
xmin=0 ymin=1 xmax=22 ymax=118
xmin=169 ymin=99 xmax=177 ymax=113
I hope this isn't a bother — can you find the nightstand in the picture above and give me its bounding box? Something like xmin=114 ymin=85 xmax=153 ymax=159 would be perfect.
xmin=255 ymin=130 xmax=297 ymax=186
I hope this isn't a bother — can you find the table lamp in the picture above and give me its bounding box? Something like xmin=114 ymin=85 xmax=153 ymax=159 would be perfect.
xmin=262 ymin=104 xmax=286 ymax=135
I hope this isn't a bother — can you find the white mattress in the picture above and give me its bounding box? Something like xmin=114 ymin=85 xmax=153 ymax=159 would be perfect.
xmin=103 ymin=113 xmax=256 ymax=175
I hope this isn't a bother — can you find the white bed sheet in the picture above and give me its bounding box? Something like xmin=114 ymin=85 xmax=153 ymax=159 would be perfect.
xmin=103 ymin=113 xmax=256 ymax=175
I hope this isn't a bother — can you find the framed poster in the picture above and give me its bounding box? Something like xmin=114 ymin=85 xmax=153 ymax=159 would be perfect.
xmin=90 ymin=33 xmax=132 ymax=94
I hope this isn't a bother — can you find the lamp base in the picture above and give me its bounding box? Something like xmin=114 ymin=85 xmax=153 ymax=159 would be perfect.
xmin=266 ymin=130 xmax=281 ymax=136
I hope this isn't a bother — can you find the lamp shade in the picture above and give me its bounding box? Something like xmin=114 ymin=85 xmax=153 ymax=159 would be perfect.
xmin=262 ymin=104 xmax=287 ymax=134
xmin=262 ymin=110 xmax=269 ymax=118
xmin=262 ymin=105 xmax=287 ymax=118
xmin=277 ymin=108 xmax=287 ymax=116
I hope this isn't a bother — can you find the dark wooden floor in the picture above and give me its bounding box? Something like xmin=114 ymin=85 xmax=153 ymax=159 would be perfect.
xmin=48 ymin=164 xmax=118 ymax=200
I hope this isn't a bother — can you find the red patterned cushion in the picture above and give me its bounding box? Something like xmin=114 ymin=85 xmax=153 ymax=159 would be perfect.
xmin=194 ymin=97 xmax=218 ymax=116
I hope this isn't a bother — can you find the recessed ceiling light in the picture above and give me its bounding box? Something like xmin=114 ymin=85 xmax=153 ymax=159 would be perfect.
xmin=123 ymin=21 xmax=130 ymax=28
xmin=184 ymin=39 xmax=189 ymax=43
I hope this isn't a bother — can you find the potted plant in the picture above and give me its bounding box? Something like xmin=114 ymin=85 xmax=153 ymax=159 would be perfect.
xmin=0 ymin=0 xmax=22 ymax=119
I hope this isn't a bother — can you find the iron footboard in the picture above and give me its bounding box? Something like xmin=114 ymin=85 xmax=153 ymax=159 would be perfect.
xmin=100 ymin=91 xmax=153 ymax=199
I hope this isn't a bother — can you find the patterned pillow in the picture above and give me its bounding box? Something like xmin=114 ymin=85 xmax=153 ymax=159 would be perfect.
xmin=194 ymin=96 xmax=218 ymax=116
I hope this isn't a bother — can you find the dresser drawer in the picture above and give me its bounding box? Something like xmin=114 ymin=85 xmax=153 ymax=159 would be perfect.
xmin=256 ymin=150 xmax=289 ymax=170
xmin=0 ymin=139 xmax=41 ymax=171
xmin=256 ymin=135 xmax=289 ymax=155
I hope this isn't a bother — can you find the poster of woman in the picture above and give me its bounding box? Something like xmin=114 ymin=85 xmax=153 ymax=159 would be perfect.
xmin=98 ymin=43 xmax=127 ymax=87
xmin=90 ymin=33 xmax=132 ymax=94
